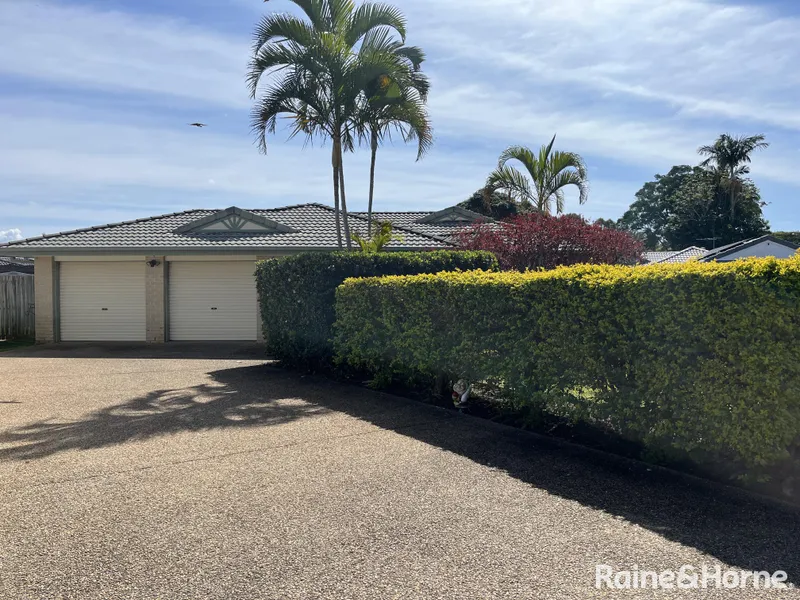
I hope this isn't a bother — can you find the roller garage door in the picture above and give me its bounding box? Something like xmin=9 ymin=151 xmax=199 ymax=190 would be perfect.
xmin=168 ymin=261 xmax=258 ymax=341
xmin=59 ymin=261 xmax=146 ymax=341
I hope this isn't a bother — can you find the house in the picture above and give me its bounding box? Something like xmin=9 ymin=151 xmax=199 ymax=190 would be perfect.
xmin=0 ymin=204 xmax=483 ymax=344
xmin=0 ymin=257 xmax=34 ymax=276
xmin=642 ymin=246 xmax=708 ymax=264
xmin=698 ymin=235 xmax=799 ymax=262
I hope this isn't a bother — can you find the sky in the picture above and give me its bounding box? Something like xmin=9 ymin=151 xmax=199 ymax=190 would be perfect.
xmin=1 ymin=0 xmax=799 ymax=242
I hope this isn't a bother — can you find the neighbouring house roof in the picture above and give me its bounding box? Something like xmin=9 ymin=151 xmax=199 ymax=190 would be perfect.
xmin=642 ymin=251 xmax=678 ymax=264
xmin=656 ymin=246 xmax=708 ymax=264
xmin=0 ymin=204 xmax=456 ymax=256
xmin=0 ymin=257 xmax=34 ymax=275
xmin=353 ymin=207 xmax=489 ymax=240
xmin=642 ymin=247 xmax=708 ymax=264
xmin=699 ymin=235 xmax=799 ymax=262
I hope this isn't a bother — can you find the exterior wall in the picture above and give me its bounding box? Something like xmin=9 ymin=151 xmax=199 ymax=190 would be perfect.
xmin=719 ymin=241 xmax=797 ymax=261
xmin=34 ymin=257 xmax=56 ymax=343
xmin=145 ymin=256 xmax=166 ymax=343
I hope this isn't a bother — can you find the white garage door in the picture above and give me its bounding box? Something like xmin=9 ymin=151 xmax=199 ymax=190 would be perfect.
xmin=168 ymin=261 xmax=258 ymax=341
xmin=60 ymin=261 xmax=146 ymax=341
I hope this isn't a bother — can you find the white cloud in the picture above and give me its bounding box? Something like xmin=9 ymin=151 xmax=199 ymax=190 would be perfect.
xmin=0 ymin=0 xmax=798 ymax=233
xmin=0 ymin=1 xmax=250 ymax=109
xmin=0 ymin=229 xmax=23 ymax=243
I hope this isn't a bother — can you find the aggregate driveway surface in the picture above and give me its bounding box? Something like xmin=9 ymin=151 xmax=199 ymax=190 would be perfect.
xmin=1 ymin=344 xmax=799 ymax=600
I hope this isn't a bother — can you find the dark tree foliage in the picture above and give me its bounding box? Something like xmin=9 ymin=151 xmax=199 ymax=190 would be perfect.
xmin=773 ymin=231 xmax=800 ymax=245
xmin=618 ymin=166 xmax=769 ymax=250
xmin=458 ymin=189 xmax=520 ymax=220
xmin=666 ymin=170 xmax=768 ymax=249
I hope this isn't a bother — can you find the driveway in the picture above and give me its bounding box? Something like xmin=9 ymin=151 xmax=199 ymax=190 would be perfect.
xmin=1 ymin=345 xmax=798 ymax=599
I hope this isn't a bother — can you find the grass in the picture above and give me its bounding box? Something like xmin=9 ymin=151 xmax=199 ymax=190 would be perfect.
xmin=0 ymin=339 xmax=35 ymax=353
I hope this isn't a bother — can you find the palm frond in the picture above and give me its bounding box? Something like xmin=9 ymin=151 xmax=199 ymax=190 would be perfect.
xmin=486 ymin=165 xmax=534 ymax=204
xmin=252 ymin=13 xmax=317 ymax=53
xmin=347 ymin=2 xmax=407 ymax=46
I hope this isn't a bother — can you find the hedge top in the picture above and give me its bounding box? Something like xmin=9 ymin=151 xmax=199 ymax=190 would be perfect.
xmin=340 ymin=253 xmax=800 ymax=290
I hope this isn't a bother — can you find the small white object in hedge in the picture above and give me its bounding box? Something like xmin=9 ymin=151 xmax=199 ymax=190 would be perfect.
xmin=452 ymin=380 xmax=471 ymax=407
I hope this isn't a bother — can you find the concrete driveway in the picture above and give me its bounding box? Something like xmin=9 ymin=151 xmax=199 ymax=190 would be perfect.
xmin=1 ymin=344 xmax=798 ymax=599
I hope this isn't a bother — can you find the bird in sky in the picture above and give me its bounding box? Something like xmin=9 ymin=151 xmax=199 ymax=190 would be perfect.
xmin=188 ymin=123 xmax=207 ymax=128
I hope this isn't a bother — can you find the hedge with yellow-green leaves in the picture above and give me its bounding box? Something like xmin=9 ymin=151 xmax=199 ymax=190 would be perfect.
xmin=334 ymin=256 xmax=800 ymax=479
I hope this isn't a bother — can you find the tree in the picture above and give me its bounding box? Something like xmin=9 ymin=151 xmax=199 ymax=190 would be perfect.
xmin=698 ymin=134 xmax=769 ymax=220
xmin=248 ymin=0 xmax=412 ymax=249
xmin=359 ymin=49 xmax=432 ymax=236
xmin=457 ymin=213 xmax=642 ymax=271
xmin=666 ymin=170 xmax=768 ymax=249
xmin=773 ymin=231 xmax=800 ymax=245
xmin=484 ymin=135 xmax=589 ymax=215
xmin=618 ymin=166 xmax=696 ymax=249
xmin=593 ymin=218 xmax=618 ymax=229
xmin=351 ymin=221 xmax=398 ymax=252
xmin=618 ymin=166 xmax=769 ymax=250
xmin=458 ymin=189 xmax=519 ymax=220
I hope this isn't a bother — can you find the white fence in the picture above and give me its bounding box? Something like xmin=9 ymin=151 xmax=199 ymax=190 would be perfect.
xmin=0 ymin=275 xmax=35 ymax=339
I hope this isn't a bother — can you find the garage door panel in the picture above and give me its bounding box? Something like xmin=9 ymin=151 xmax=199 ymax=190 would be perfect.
xmin=60 ymin=262 xmax=146 ymax=341
xmin=169 ymin=261 xmax=257 ymax=341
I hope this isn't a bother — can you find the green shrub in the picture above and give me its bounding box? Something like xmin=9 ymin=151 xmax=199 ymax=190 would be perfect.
xmin=256 ymin=250 xmax=498 ymax=368
xmin=334 ymin=257 xmax=800 ymax=481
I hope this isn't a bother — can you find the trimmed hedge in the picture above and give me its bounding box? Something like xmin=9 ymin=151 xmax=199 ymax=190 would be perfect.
xmin=256 ymin=250 xmax=498 ymax=367
xmin=334 ymin=256 xmax=800 ymax=481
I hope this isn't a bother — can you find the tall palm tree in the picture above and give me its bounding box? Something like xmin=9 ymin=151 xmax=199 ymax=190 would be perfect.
xmin=484 ymin=135 xmax=588 ymax=215
xmin=359 ymin=46 xmax=432 ymax=235
xmin=247 ymin=0 xmax=411 ymax=249
xmin=698 ymin=133 xmax=768 ymax=221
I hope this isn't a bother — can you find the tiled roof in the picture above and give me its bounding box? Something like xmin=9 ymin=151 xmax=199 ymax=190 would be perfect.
xmin=0 ymin=257 xmax=34 ymax=274
xmin=0 ymin=204 xmax=452 ymax=255
xmin=352 ymin=210 xmax=485 ymax=240
xmin=642 ymin=251 xmax=677 ymax=264
xmin=655 ymin=246 xmax=708 ymax=264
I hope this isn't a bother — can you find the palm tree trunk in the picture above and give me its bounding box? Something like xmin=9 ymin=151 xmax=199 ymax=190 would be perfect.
xmin=367 ymin=128 xmax=378 ymax=237
xmin=335 ymin=135 xmax=353 ymax=250
xmin=332 ymin=147 xmax=343 ymax=249
xmin=730 ymin=166 xmax=736 ymax=222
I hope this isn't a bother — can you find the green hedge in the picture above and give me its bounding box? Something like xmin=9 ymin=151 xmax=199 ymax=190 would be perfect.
xmin=256 ymin=250 xmax=498 ymax=368
xmin=334 ymin=257 xmax=800 ymax=481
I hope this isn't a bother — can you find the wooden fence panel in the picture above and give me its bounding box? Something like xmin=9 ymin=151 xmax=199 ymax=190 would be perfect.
xmin=0 ymin=276 xmax=35 ymax=339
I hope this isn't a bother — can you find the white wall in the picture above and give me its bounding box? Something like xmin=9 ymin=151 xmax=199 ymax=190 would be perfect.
xmin=719 ymin=241 xmax=797 ymax=261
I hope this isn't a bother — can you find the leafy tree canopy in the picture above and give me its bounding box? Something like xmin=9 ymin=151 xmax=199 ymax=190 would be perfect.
xmin=458 ymin=189 xmax=520 ymax=220
xmin=773 ymin=231 xmax=800 ymax=245
xmin=618 ymin=166 xmax=768 ymax=250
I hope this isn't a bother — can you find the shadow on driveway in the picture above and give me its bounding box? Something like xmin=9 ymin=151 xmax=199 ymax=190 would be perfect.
xmin=2 ymin=364 xmax=798 ymax=583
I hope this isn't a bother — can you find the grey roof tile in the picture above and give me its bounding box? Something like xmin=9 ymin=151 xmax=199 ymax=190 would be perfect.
xmin=0 ymin=204 xmax=452 ymax=254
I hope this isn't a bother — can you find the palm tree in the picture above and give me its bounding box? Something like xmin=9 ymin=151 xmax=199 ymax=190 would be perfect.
xmin=698 ymin=134 xmax=768 ymax=220
xmin=247 ymin=0 xmax=411 ymax=249
xmin=484 ymin=135 xmax=589 ymax=215
xmin=351 ymin=220 xmax=398 ymax=252
xmin=359 ymin=47 xmax=432 ymax=235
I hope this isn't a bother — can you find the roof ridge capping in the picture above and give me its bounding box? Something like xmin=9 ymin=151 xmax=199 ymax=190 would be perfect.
xmin=173 ymin=206 xmax=299 ymax=235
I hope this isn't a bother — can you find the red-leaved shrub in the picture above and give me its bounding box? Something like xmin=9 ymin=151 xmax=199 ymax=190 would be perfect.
xmin=457 ymin=214 xmax=643 ymax=271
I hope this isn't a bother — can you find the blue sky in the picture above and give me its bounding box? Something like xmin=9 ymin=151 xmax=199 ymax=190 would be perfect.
xmin=1 ymin=0 xmax=799 ymax=243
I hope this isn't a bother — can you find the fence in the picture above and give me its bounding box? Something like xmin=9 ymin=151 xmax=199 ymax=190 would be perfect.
xmin=0 ymin=275 xmax=35 ymax=339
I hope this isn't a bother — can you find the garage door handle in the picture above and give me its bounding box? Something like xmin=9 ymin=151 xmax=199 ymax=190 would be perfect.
xmin=101 ymin=308 xmax=109 ymax=311
xmin=210 ymin=307 xmax=218 ymax=310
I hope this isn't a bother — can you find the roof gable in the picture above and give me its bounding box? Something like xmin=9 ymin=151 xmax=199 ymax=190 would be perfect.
xmin=173 ymin=207 xmax=298 ymax=234
xmin=700 ymin=235 xmax=799 ymax=262
xmin=415 ymin=206 xmax=488 ymax=225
